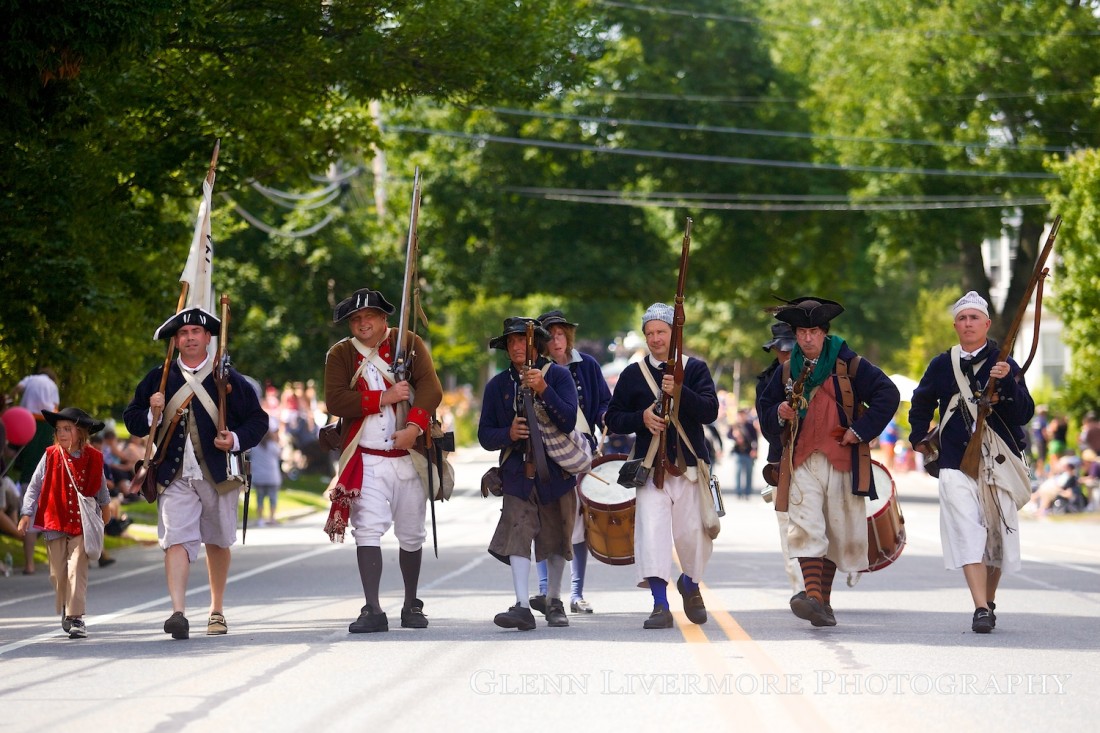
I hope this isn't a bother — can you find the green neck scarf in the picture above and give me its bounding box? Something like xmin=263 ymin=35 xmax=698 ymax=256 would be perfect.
xmin=789 ymin=335 xmax=845 ymax=415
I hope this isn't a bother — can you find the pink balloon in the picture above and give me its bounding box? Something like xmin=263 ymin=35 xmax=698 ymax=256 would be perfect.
xmin=1 ymin=406 xmax=38 ymax=446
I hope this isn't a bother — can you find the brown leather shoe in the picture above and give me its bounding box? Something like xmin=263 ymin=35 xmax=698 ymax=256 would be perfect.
xmin=643 ymin=606 xmax=674 ymax=629
xmin=676 ymin=574 xmax=707 ymax=625
xmin=545 ymin=598 xmax=569 ymax=627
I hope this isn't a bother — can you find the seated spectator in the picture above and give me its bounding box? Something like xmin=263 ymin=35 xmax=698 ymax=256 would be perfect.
xmin=1081 ymin=449 xmax=1098 ymax=511
xmin=1029 ymin=456 xmax=1084 ymax=516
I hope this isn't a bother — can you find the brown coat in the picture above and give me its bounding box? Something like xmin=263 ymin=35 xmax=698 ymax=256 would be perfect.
xmin=324 ymin=329 xmax=443 ymax=443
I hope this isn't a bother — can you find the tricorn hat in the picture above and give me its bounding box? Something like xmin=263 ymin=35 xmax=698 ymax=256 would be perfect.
xmin=773 ymin=297 xmax=844 ymax=329
xmin=537 ymin=310 xmax=578 ymax=329
xmin=153 ymin=307 xmax=221 ymax=341
xmin=762 ymin=322 xmax=797 ymax=353
xmin=42 ymin=407 xmax=105 ymax=435
xmin=333 ymin=288 xmax=396 ymax=323
xmin=489 ymin=317 xmax=550 ymax=351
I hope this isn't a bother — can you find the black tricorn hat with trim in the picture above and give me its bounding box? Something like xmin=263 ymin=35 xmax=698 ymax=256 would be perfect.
xmin=42 ymin=407 xmax=106 ymax=434
xmin=489 ymin=317 xmax=550 ymax=351
xmin=762 ymin=322 xmax=797 ymax=353
xmin=153 ymin=307 xmax=221 ymax=341
xmin=773 ymin=297 xmax=845 ymax=329
xmin=537 ymin=310 xmax=578 ymax=329
xmin=333 ymin=288 xmax=395 ymax=323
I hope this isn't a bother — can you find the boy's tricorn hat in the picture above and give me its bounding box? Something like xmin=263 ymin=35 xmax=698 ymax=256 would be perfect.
xmin=762 ymin=322 xmax=797 ymax=353
xmin=537 ymin=310 xmax=578 ymax=329
xmin=42 ymin=407 xmax=106 ymax=434
xmin=153 ymin=307 xmax=221 ymax=341
xmin=333 ymin=288 xmax=395 ymax=323
xmin=489 ymin=317 xmax=550 ymax=351
xmin=772 ymin=297 xmax=844 ymax=329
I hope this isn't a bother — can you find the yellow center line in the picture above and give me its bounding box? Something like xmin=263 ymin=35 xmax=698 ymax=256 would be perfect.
xmin=668 ymin=551 xmax=834 ymax=732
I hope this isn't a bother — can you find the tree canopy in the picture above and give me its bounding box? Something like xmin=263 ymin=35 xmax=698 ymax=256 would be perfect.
xmin=3 ymin=1 xmax=1098 ymax=421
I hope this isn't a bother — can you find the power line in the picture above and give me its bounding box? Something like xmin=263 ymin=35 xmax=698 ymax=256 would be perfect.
xmin=387 ymin=125 xmax=1058 ymax=180
xmin=480 ymin=105 xmax=1074 ymax=153
xmin=521 ymin=190 xmax=1049 ymax=212
xmin=594 ymin=0 xmax=1100 ymax=37
xmin=223 ymin=194 xmax=338 ymax=238
xmin=506 ymin=187 xmax=1047 ymax=204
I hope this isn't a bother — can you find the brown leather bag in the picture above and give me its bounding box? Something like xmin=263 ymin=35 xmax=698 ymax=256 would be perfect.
xmin=318 ymin=420 xmax=342 ymax=452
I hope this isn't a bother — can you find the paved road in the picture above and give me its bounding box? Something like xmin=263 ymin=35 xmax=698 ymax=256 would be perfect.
xmin=1 ymin=450 xmax=1097 ymax=733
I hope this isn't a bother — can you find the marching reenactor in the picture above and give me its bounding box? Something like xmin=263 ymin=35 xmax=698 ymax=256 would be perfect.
xmin=758 ymin=297 xmax=899 ymax=628
xmin=324 ymin=287 xmax=443 ymax=634
xmin=124 ymin=306 xmax=268 ymax=640
xmin=909 ymin=291 xmax=1035 ymax=633
xmin=527 ymin=309 xmax=612 ymax=617
xmin=479 ymin=317 xmax=579 ymax=631
xmin=604 ymin=303 xmax=720 ymax=630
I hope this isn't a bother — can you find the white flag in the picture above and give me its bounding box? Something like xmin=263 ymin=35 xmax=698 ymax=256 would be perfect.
xmin=180 ymin=177 xmax=216 ymax=313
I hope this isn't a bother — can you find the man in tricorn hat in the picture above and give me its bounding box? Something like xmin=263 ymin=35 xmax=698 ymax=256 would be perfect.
xmin=479 ymin=316 xmax=579 ymax=631
xmin=908 ymin=291 xmax=1034 ymax=634
xmin=526 ymin=309 xmax=611 ymax=617
xmin=324 ymin=287 xmax=443 ymax=634
xmin=754 ymin=321 xmax=805 ymax=604
xmin=124 ymin=306 xmax=268 ymax=640
xmin=605 ymin=303 xmax=719 ymax=630
xmin=758 ymin=297 xmax=899 ymax=627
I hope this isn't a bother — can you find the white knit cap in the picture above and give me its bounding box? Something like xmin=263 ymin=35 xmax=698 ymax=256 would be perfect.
xmin=642 ymin=302 xmax=674 ymax=327
xmin=952 ymin=290 xmax=989 ymax=317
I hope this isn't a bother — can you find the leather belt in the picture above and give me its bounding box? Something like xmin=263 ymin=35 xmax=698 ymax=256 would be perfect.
xmin=359 ymin=447 xmax=409 ymax=458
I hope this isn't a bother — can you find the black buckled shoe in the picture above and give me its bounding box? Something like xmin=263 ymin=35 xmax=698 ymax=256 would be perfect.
xmin=793 ymin=596 xmax=836 ymax=627
xmin=349 ymin=604 xmax=389 ymax=633
xmin=528 ymin=594 xmax=548 ymax=615
xmin=643 ymin=605 xmax=674 ymax=629
xmin=988 ymin=601 xmax=997 ymax=629
xmin=494 ymin=604 xmax=537 ymax=631
xmin=545 ymin=598 xmax=569 ymax=627
xmin=163 ymin=611 xmax=189 ymax=640
xmin=789 ymin=591 xmax=813 ymax=620
xmin=972 ymin=607 xmax=994 ymax=634
xmin=401 ymin=599 xmax=429 ymax=629
xmin=676 ymin=575 xmax=707 ymax=625
xmin=812 ymin=603 xmax=837 ymax=628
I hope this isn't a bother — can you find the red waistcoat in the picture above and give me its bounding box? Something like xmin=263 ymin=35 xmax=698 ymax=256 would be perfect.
xmin=33 ymin=445 xmax=103 ymax=535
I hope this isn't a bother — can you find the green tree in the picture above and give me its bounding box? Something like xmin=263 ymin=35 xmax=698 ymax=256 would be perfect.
xmin=1047 ymin=149 xmax=1100 ymax=415
xmin=766 ymin=0 xmax=1100 ymax=340
xmin=0 ymin=0 xmax=594 ymax=409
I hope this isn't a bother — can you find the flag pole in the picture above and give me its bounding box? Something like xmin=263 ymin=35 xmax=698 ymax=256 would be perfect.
xmin=133 ymin=140 xmax=221 ymax=498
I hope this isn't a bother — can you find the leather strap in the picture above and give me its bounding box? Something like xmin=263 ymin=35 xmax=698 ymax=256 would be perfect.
xmin=835 ymin=356 xmax=872 ymax=495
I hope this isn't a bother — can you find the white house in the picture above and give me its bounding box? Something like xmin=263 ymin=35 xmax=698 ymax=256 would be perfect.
xmin=982 ymin=218 xmax=1069 ymax=390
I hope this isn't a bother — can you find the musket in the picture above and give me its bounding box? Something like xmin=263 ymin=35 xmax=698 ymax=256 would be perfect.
xmin=391 ymin=168 xmax=440 ymax=554
xmin=214 ymin=294 xmax=245 ymax=492
xmin=132 ymin=141 xmax=220 ymax=503
xmin=774 ymin=356 xmax=816 ymax=512
xmin=959 ymin=215 xmax=1061 ymax=479
xmin=652 ymin=217 xmax=692 ymax=490
xmin=522 ymin=321 xmax=551 ymax=484
xmin=392 ymin=166 xmax=422 ymax=390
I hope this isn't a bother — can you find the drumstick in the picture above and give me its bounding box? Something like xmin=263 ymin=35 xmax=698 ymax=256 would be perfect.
xmin=586 ymin=471 xmax=610 ymax=485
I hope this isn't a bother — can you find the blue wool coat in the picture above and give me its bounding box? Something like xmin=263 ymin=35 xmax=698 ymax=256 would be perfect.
xmin=564 ymin=349 xmax=612 ymax=447
xmin=605 ymin=356 xmax=719 ymax=467
xmin=478 ymin=357 xmax=579 ymax=503
xmin=907 ymin=342 xmax=1034 ymax=471
xmin=124 ymin=362 xmax=269 ymax=489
